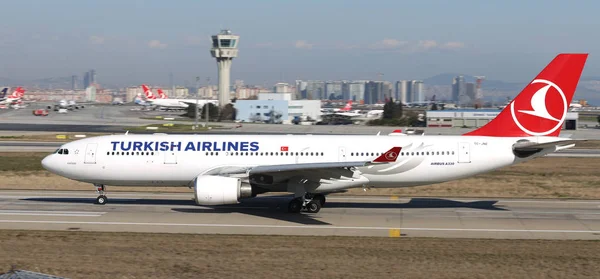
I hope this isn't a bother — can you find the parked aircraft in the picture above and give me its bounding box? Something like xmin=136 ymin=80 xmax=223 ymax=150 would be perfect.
xmin=141 ymin=84 xmax=218 ymax=110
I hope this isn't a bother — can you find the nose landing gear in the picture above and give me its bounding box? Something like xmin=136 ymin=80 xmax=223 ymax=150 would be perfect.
xmin=94 ymin=184 xmax=107 ymax=205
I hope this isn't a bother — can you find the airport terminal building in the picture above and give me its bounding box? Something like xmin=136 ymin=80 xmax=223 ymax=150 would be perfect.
xmin=425 ymin=109 xmax=579 ymax=130
xmin=234 ymin=93 xmax=321 ymax=124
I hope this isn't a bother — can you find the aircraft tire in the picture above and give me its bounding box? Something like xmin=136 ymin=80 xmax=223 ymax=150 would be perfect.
xmin=306 ymin=201 xmax=321 ymax=213
xmin=96 ymin=195 xmax=107 ymax=205
xmin=288 ymin=198 xmax=302 ymax=213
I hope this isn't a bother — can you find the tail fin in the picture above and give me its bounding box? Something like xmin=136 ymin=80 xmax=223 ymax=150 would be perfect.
xmin=157 ymin=88 xmax=167 ymax=99
xmin=9 ymin=87 xmax=23 ymax=98
xmin=141 ymin=84 xmax=156 ymax=99
xmin=0 ymin=88 xmax=7 ymax=98
xmin=340 ymin=100 xmax=352 ymax=111
xmin=464 ymin=53 xmax=588 ymax=137
xmin=17 ymin=87 xmax=25 ymax=98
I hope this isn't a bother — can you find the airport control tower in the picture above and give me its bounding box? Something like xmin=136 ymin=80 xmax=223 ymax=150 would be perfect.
xmin=210 ymin=29 xmax=239 ymax=108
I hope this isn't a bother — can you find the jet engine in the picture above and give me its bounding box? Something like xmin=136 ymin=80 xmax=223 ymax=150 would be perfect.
xmin=193 ymin=175 xmax=253 ymax=205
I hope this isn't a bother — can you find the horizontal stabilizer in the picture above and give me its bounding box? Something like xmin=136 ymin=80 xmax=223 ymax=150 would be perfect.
xmin=513 ymin=139 xmax=585 ymax=151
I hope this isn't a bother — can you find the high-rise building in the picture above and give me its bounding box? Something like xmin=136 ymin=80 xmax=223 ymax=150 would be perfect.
xmin=85 ymin=85 xmax=96 ymax=102
xmin=382 ymin=81 xmax=392 ymax=102
xmin=90 ymin=69 xmax=96 ymax=85
xmin=412 ymin=80 xmax=424 ymax=103
xmin=403 ymin=80 xmax=424 ymax=103
xmin=71 ymin=75 xmax=78 ymax=90
xmin=364 ymin=81 xmax=385 ymax=104
xmin=83 ymin=72 xmax=90 ymax=89
xmin=305 ymin=81 xmax=325 ymax=100
xmin=452 ymin=75 xmax=465 ymax=103
xmin=325 ymin=81 xmax=342 ymax=99
xmin=395 ymin=80 xmax=408 ymax=104
xmin=295 ymin=80 xmax=308 ymax=99
xmin=274 ymin=83 xmax=291 ymax=93
xmin=210 ymin=29 xmax=239 ymax=107
xmin=82 ymin=70 xmax=96 ymax=89
xmin=341 ymin=81 xmax=366 ymax=102
xmin=466 ymin=82 xmax=476 ymax=101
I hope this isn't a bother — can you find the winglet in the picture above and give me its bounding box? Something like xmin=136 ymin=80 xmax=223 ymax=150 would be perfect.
xmin=373 ymin=147 xmax=402 ymax=163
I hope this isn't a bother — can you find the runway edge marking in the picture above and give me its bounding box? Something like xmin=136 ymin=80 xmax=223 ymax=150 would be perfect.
xmin=0 ymin=220 xmax=598 ymax=234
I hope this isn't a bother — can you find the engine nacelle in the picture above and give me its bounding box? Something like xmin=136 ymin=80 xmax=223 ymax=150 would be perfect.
xmin=193 ymin=175 xmax=252 ymax=205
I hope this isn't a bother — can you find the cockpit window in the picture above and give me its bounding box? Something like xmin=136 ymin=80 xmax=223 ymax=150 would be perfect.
xmin=64 ymin=149 xmax=69 ymax=155
xmin=58 ymin=149 xmax=63 ymax=154
xmin=56 ymin=148 xmax=69 ymax=155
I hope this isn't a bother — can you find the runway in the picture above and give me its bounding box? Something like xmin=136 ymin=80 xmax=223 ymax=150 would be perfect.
xmin=0 ymin=190 xmax=598 ymax=239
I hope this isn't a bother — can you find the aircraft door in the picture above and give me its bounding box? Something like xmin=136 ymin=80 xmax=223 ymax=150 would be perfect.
xmin=164 ymin=151 xmax=177 ymax=164
xmin=84 ymin=143 xmax=98 ymax=164
xmin=338 ymin=146 xmax=347 ymax=162
xmin=457 ymin=142 xmax=471 ymax=163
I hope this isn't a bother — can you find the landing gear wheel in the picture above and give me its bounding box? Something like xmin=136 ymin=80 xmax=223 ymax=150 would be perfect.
xmin=312 ymin=194 xmax=326 ymax=207
xmin=94 ymin=184 xmax=107 ymax=205
xmin=288 ymin=198 xmax=303 ymax=213
xmin=306 ymin=201 xmax=321 ymax=213
xmin=96 ymin=195 xmax=107 ymax=205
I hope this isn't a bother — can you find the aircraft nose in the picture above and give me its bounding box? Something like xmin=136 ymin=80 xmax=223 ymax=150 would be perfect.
xmin=41 ymin=155 xmax=56 ymax=173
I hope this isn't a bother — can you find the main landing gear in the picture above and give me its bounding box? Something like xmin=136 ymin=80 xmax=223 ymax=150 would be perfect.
xmin=94 ymin=184 xmax=107 ymax=205
xmin=288 ymin=193 xmax=326 ymax=214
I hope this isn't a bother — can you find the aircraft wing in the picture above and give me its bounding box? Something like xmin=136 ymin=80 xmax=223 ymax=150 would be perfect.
xmin=199 ymin=147 xmax=402 ymax=184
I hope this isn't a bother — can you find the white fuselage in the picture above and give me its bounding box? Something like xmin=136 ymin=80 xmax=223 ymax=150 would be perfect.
xmin=0 ymin=97 xmax=19 ymax=105
xmin=41 ymin=134 xmax=553 ymax=193
xmin=148 ymin=99 xmax=218 ymax=109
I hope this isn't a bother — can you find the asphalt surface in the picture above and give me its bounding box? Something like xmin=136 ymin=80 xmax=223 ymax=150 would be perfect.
xmin=0 ymin=190 xmax=598 ymax=239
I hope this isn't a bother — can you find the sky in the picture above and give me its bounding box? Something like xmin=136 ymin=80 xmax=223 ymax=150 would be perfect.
xmin=1 ymin=0 xmax=599 ymax=87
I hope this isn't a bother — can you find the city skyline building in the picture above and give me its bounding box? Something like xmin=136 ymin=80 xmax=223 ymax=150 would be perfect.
xmin=452 ymin=75 xmax=465 ymax=103
xmin=71 ymin=75 xmax=77 ymax=90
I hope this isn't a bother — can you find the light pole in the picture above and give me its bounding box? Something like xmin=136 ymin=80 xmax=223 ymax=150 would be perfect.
xmin=204 ymin=77 xmax=211 ymax=128
xmin=194 ymin=76 xmax=200 ymax=129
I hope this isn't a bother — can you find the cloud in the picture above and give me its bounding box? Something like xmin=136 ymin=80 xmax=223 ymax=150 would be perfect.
xmin=148 ymin=40 xmax=167 ymax=49
xmin=89 ymin=35 xmax=105 ymax=45
xmin=185 ymin=36 xmax=206 ymax=46
xmin=440 ymin=41 xmax=466 ymax=50
xmin=294 ymin=40 xmax=314 ymax=49
xmin=366 ymin=39 xmax=465 ymax=52
xmin=368 ymin=39 xmax=408 ymax=50
xmin=417 ymin=40 xmax=438 ymax=50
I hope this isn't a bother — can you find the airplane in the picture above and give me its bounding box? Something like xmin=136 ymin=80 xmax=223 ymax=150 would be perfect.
xmin=140 ymin=84 xmax=218 ymax=110
xmin=41 ymin=53 xmax=587 ymax=214
xmin=48 ymin=100 xmax=90 ymax=111
xmin=569 ymin=102 xmax=582 ymax=109
xmin=0 ymin=87 xmax=27 ymax=108
xmin=321 ymin=100 xmax=374 ymax=118
xmin=334 ymin=100 xmax=353 ymax=112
